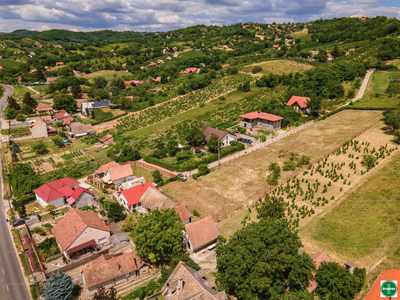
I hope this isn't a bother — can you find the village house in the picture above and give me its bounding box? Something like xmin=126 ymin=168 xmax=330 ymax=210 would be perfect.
xmin=53 ymin=109 xmax=72 ymax=120
xmin=96 ymin=161 xmax=135 ymax=185
xmin=34 ymin=177 xmax=80 ymax=208
xmin=273 ymin=44 xmax=280 ymax=49
xmin=83 ymin=251 xmax=150 ymax=296
xmin=66 ymin=187 xmax=95 ymax=209
xmin=166 ymin=56 xmax=172 ymax=60
xmin=73 ymin=70 xmax=81 ymax=77
xmin=63 ymin=117 xmax=79 ymax=129
xmin=81 ymin=101 xmax=111 ymax=115
xmin=185 ymin=216 xmax=219 ymax=253
xmin=239 ymin=111 xmax=283 ymax=131
xmin=52 ymin=208 xmax=111 ymax=258
xmin=174 ymin=204 xmax=192 ymax=224
xmin=203 ymin=127 xmax=236 ymax=147
xmin=35 ymin=103 xmax=53 ymax=114
xmin=99 ymin=134 xmax=115 ymax=146
xmin=286 ymin=96 xmax=311 ymax=114
xmin=306 ymin=252 xmax=330 ymax=293
xmin=70 ymin=123 xmax=95 ymax=138
xmin=56 ymin=62 xmax=64 ymax=66
xmin=76 ymin=99 xmax=88 ymax=112
xmin=146 ymin=261 xmax=227 ymax=300
xmin=119 ymin=182 xmax=178 ymax=213
xmin=29 ymin=118 xmax=56 ymax=138
xmin=327 ymin=53 xmax=333 ymax=61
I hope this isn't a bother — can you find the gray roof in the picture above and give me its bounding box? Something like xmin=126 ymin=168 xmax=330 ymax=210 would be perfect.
xmin=345 ymin=261 xmax=355 ymax=267
xmin=71 ymin=124 xmax=95 ymax=135
xmin=110 ymin=232 xmax=130 ymax=245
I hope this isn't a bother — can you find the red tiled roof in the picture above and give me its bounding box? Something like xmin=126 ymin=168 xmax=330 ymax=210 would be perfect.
xmin=67 ymin=187 xmax=94 ymax=205
xmin=306 ymin=252 xmax=330 ymax=293
xmin=66 ymin=239 xmax=95 ymax=255
xmin=185 ymin=216 xmax=219 ymax=250
xmin=121 ymin=182 xmax=155 ymax=207
xmin=35 ymin=103 xmax=53 ymax=111
xmin=286 ymin=96 xmax=310 ymax=109
xmin=34 ymin=177 xmax=79 ymax=202
xmin=364 ymin=270 xmax=400 ymax=300
xmin=327 ymin=53 xmax=333 ymax=57
xmin=51 ymin=208 xmax=110 ymax=250
xmin=83 ymin=251 xmax=146 ymax=288
xmin=174 ymin=204 xmax=191 ymax=222
xmin=99 ymin=134 xmax=113 ymax=143
xmin=53 ymin=109 xmax=72 ymax=119
xmin=185 ymin=67 xmax=197 ymax=73
xmin=203 ymin=127 xmax=230 ymax=142
xmin=239 ymin=111 xmax=283 ymax=121
xmin=273 ymin=44 xmax=279 ymax=48
xmin=95 ymin=161 xmax=121 ymax=174
xmin=107 ymin=164 xmax=133 ymax=181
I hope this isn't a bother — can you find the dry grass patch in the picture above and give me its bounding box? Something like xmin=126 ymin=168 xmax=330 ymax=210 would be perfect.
xmin=242 ymin=60 xmax=314 ymax=75
xmin=163 ymin=110 xmax=383 ymax=223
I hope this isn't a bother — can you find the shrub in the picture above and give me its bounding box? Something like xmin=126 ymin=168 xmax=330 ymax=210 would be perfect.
xmin=193 ymin=209 xmax=200 ymax=217
xmin=283 ymin=160 xmax=296 ymax=171
xmin=218 ymin=235 xmax=227 ymax=243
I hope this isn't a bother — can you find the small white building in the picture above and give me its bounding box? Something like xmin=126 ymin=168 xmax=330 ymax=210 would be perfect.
xmin=202 ymin=127 xmax=236 ymax=147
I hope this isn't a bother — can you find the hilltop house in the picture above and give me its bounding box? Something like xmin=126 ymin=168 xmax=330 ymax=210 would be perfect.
xmin=146 ymin=261 xmax=227 ymax=300
xmin=239 ymin=111 xmax=283 ymax=131
xmin=29 ymin=118 xmax=56 ymax=138
xmin=34 ymin=177 xmax=80 ymax=208
xmin=95 ymin=161 xmax=134 ymax=185
xmin=286 ymin=96 xmax=311 ymax=114
xmin=82 ymin=251 xmax=150 ymax=296
xmin=203 ymin=127 xmax=236 ymax=147
xmin=185 ymin=216 xmax=219 ymax=253
xmin=52 ymin=208 xmax=111 ymax=258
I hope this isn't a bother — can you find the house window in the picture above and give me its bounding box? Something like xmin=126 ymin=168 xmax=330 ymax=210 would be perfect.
xmin=125 ymin=273 xmax=130 ymax=279
xmin=98 ymin=237 xmax=107 ymax=245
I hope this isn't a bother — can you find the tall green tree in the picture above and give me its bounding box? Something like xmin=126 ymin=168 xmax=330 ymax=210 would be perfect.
xmin=103 ymin=201 xmax=125 ymax=222
xmin=316 ymin=262 xmax=366 ymax=300
xmin=186 ymin=127 xmax=205 ymax=147
xmin=216 ymin=219 xmax=315 ymax=300
xmin=207 ymin=133 xmax=219 ymax=154
xmin=41 ymin=272 xmax=74 ymax=300
xmin=256 ymin=194 xmax=288 ymax=220
xmin=7 ymin=96 xmax=20 ymax=110
xmin=131 ymin=209 xmax=184 ymax=263
xmin=22 ymin=91 xmax=37 ymax=109
xmin=9 ymin=163 xmax=42 ymax=197
xmin=32 ymin=141 xmax=49 ymax=155
xmin=53 ymin=94 xmax=77 ymax=113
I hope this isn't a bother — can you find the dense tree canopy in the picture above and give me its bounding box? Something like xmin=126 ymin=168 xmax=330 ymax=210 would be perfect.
xmin=53 ymin=94 xmax=77 ymax=112
xmin=216 ymin=219 xmax=315 ymax=300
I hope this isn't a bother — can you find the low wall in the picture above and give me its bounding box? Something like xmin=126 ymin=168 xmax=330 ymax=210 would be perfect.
xmin=122 ymin=161 xmax=176 ymax=178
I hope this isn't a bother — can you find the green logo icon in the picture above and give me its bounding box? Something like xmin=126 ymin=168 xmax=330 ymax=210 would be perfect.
xmin=381 ymin=280 xmax=397 ymax=297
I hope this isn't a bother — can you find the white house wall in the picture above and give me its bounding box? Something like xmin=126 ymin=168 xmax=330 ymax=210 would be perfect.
xmin=36 ymin=194 xmax=65 ymax=208
xmin=65 ymin=226 xmax=110 ymax=252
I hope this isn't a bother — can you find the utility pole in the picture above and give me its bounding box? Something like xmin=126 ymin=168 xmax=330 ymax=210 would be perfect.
xmin=217 ymin=127 xmax=220 ymax=166
xmin=134 ymin=151 xmax=136 ymax=170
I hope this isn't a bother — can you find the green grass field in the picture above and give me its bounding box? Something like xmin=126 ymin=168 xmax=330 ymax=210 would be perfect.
xmin=353 ymin=96 xmax=400 ymax=108
xmin=303 ymin=152 xmax=400 ymax=272
xmin=130 ymin=165 xmax=169 ymax=183
xmin=1 ymin=127 xmax=30 ymax=138
xmin=371 ymin=71 xmax=398 ymax=94
xmin=82 ymin=70 xmax=131 ymax=81
xmin=242 ymin=60 xmax=314 ymax=75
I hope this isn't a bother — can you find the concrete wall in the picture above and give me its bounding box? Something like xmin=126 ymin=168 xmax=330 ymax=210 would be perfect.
xmin=31 ymin=121 xmax=48 ymax=138
xmin=66 ymin=227 xmax=110 ymax=253
xmin=75 ymin=192 xmax=94 ymax=209
xmin=36 ymin=194 xmax=65 ymax=208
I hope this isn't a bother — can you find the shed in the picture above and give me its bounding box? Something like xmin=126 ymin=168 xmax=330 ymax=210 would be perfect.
xmin=344 ymin=261 xmax=355 ymax=273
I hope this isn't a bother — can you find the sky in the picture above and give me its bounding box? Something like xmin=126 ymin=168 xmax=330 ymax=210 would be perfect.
xmin=0 ymin=0 xmax=400 ymax=33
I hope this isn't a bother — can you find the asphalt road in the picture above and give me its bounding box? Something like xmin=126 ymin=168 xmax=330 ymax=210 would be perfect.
xmin=0 ymin=84 xmax=31 ymax=300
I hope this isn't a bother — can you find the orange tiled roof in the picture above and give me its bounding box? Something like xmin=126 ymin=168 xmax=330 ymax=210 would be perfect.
xmin=286 ymin=96 xmax=310 ymax=109
xmin=185 ymin=216 xmax=219 ymax=250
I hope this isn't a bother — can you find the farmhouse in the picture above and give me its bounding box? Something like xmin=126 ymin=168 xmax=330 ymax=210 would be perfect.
xmin=69 ymin=123 xmax=95 ymax=138
xmin=147 ymin=261 xmax=228 ymax=300
xmin=286 ymin=96 xmax=311 ymax=114
xmin=119 ymin=182 xmax=177 ymax=213
xmin=185 ymin=216 xmax=219 ymax=253
xmin=239 ymin=111 xmax=283 ymax=131
xmin=203 ymin=127 xmax=236 ymax=147
xmin=53 ymin=109 xmax=72 ymax=120
xmin=51 ymin=208 xmax=111 ymax=258
xmin=81 ymin=101 xmax=111 ymax=115
xmin=95 ymin=161 xmax=134 ymax=185
xmin=82 ymin=251 xmax=150 ymax=296
xmin=35 ymin=103 xmax=53 ymax=114
xmin=99 ymin=134 xmax=115 ymax=146
xmin=29 ymin=118 xmax=56 ymax=138
xmin=306 ymin=252 xmax=330 ymax=293
xmin=34 ymin=177 xmax=80 ymax=208
xmin=66 ymin=187 xmax=95 ymax=209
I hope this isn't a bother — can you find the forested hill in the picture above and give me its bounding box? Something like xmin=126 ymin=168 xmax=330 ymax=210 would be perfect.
xmin=0 ymin=29 xmax=154 ymax=43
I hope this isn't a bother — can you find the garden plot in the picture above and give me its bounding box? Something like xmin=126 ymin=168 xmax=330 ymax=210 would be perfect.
xmin=242 ymin=60 xmax=314 ymax=75
xmin=163 ymin=110 xmax=383 ymax=226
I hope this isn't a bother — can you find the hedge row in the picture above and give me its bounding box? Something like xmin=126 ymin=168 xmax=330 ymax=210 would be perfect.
xmin=143 ymin=141 xmax=245 ymax=172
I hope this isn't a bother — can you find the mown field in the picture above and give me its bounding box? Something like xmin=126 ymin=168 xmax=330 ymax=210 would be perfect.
xmin=163 ymin=110 xmax=383 ymax=234
xmin=82 ymin=70 xmax=131 ymax=81
xmin=242 ymin=59 xmax=314 ymax=75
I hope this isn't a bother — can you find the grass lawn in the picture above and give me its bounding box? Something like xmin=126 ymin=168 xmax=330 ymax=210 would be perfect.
xmin=241 ymin=59 xmax=314 ymax=75
xmin=11 ymin=85 xmax=35 ymax=98
xmin=1 ymin=126 xmax=30 ymax=138
xmin=353 ymin=96 xmax=400 ymax=108
xmin=370 ymin=71 xmax=398 ymax=94
xmin=302 ymin=152 xmax=400 ymax=274
xmin=82 ymin=70 xmax=131 ymax=81
xmin=61 ymin=153 xmax=74 ymax=160
xmin=19 ymin=137 xmax=87 ymax=157
xmin=163 ymin=110 xmax=383 ymax=226
xmin=130 ymin=165 xmax=169 ymax=183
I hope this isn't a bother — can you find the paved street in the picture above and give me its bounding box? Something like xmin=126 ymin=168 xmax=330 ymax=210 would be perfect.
xmin=0 ymin=84 xmax=31 ymax=300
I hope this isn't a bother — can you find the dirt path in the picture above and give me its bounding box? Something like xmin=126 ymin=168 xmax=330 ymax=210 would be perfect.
xmin=27 ymin=86 xmax=40 ymax=95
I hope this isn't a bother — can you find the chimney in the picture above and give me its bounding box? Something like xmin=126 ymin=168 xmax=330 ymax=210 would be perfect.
xmin=177 ymin=276 xmax=184 ymax=297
